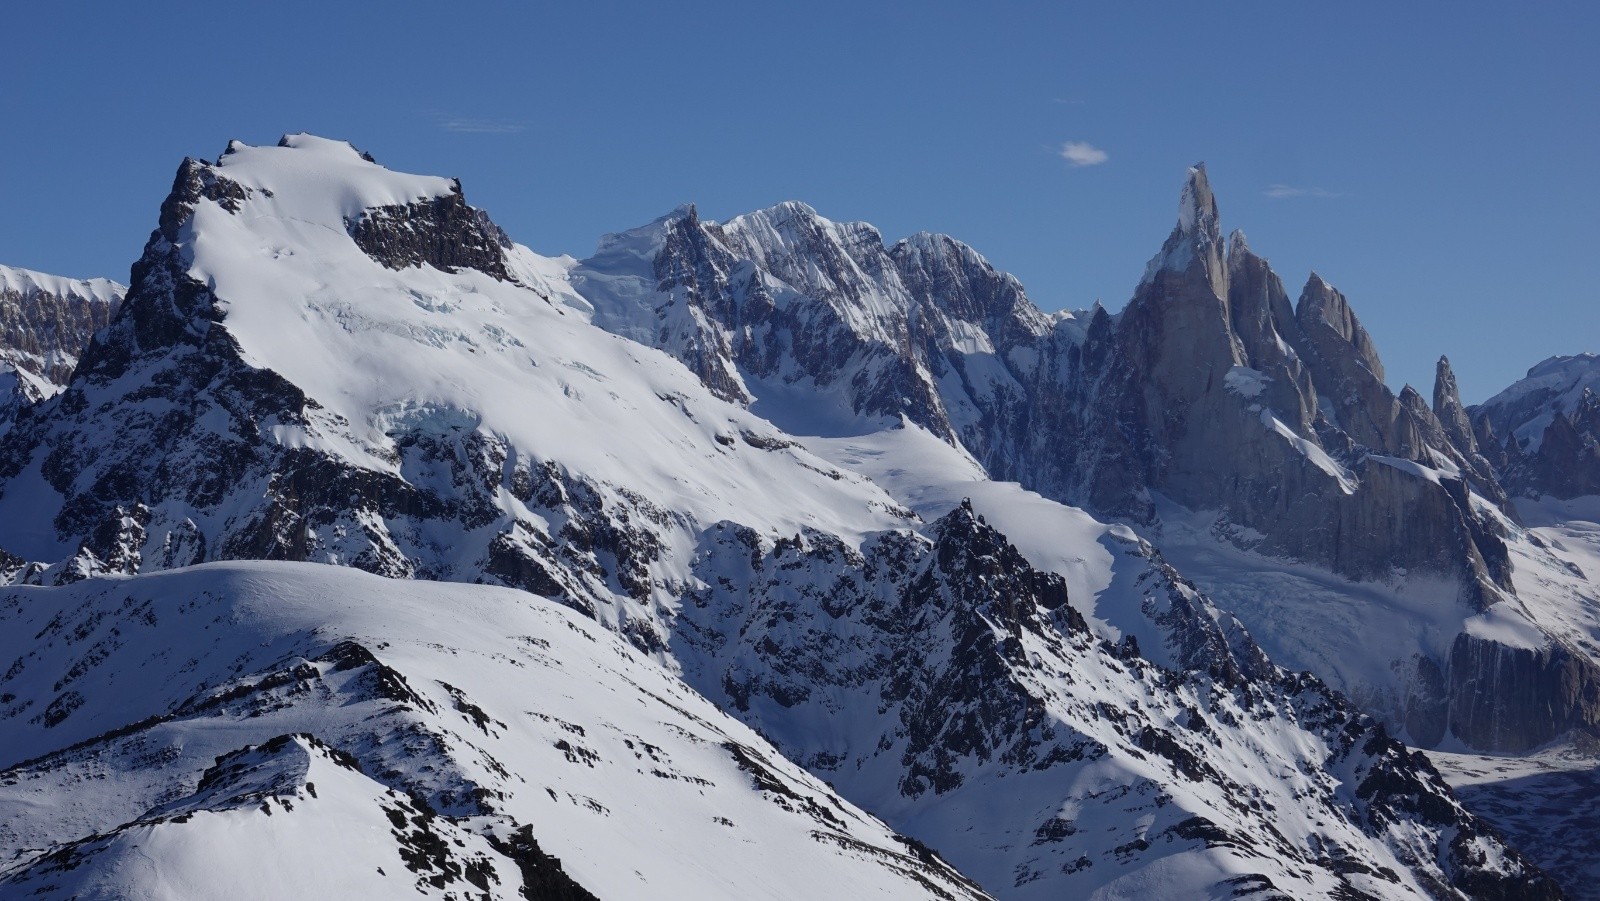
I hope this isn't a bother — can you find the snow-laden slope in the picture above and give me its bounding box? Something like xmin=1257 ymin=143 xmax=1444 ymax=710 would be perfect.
xmin=700 ymin=423 xmax=1553 ymax=900
xmin=0 ymin=136 xmax=1566 ymax=899
xmin=1511 ymin=496 xmax=1600 ymax=661
xmin=0 ymin=136 xmax=910 ymax=643
xmin=0 ymin=562 xmax=989 ymax=900
xmin=0 ymin=266 xmax=123 ymax=309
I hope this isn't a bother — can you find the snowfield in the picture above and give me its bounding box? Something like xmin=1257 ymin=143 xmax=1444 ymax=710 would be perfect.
xmin=0 ymin=562 xmax=990 ymax=900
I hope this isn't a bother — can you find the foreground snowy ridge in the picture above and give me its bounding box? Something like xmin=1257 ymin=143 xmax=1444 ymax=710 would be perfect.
xmin=0 ymin=135 xmax=1575 ymax=898
xmin=0 ymin=563 xmax=990 ymax=900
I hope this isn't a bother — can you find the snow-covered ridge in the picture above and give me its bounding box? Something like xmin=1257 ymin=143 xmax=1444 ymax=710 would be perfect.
xmin=1477 ymin=352 xmax=1600 ymax=449
xmin=210 ymin=133 xmax=459 ymax=226
xmin=0 ymin=562 xmax=990 ymax=900
xmin=0 ymin=265 xmax=123 ymax=307
xmin=0 ymin=263 xmax=125 ymax=431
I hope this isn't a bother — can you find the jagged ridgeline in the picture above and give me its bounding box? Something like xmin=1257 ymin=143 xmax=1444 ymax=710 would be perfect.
xmin=574 ymin=164 xmax=1600 ymax=755
xmin=0 ymin=266 xmax=122 ymax=438
xmin=0 ymin=136 xmax=1582 ymax=899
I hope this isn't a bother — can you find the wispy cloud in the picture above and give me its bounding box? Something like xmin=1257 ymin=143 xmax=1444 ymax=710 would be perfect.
xmin=1060 ymin=141 xmax=1108 ymax=167
xmin=437 ymin=117 xmax=527 ymax=135
xmin=1264 ymin=184 xmax=1341 ymax=199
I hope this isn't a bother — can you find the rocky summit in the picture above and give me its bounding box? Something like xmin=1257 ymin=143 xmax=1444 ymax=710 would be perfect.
xmin=574 ymin=163 xmax=1600 ymax=759
xmin=0 ymin=136 xmax=1592 ymax=899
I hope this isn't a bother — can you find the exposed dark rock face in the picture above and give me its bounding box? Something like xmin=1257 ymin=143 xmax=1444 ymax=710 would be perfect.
xmin=485 ymin=824 xmax=601 ymax=901
xmin=674 ymin=504 xmax=1558 ymax=899
xmin=0 ymin=270 xmax=121 ymax=385
xmin=1435 ymin=357 xmax=1478 ymax=458
xmin=1077 ymin=170 xmax=1511 ymax=602
xmin=1449 ymin=632 xmax=1600 ymax=752
xmin=0 ymin=265 xmax=122 ymax=434
xmin=347 ymin=183 xmax=514 ymax=282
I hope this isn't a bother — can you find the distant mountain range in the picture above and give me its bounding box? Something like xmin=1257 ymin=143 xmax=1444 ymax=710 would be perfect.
xmin=0 ymin=134 xmax=1591 ymax=899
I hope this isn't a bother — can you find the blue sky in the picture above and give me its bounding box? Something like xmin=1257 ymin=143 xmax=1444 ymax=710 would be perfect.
xmin=4 ymin=1 xmax=1595 ymax=402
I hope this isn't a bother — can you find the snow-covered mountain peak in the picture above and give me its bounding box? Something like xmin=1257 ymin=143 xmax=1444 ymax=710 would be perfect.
xmin=1483 ymin=353 xmax=1600 ymax=416
xmin=720 ymin=199 xmax=856 ymax=239
xmin=716 ymin=201 xmax=906 ymax=328
xmin=196 ymin=134 xmax=459 ymax=232
xmin=1472 ymin=352 xmax=1600 ymax=494
xmin=893 ymin=230 xmax=996 ymax=275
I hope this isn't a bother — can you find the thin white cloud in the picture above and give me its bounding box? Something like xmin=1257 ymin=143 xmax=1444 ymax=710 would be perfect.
xmin=438 ymin=117 xmax=527 ymax=135
xmin=1264 ymin=184 xmax=1341 ymax=199
xmin=1060 ymin=141 xmax=1108 ymax=167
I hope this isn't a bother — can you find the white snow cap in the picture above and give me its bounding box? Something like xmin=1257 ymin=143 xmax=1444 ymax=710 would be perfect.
xmin=202 ymin=134 xmax=459 ymax=230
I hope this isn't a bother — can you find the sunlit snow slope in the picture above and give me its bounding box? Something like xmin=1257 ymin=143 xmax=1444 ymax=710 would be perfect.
xmin=0 ymin=562 xmax=989 ymax=900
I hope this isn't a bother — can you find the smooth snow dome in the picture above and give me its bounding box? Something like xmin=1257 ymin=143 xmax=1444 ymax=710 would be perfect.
xmin=176 ymin=136 xmax=907 ymax=546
